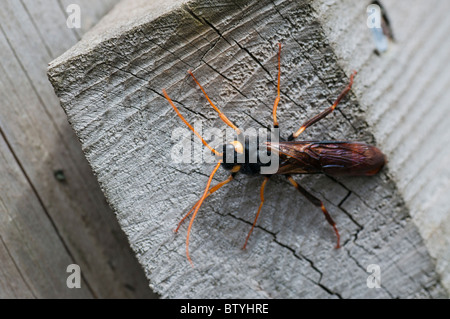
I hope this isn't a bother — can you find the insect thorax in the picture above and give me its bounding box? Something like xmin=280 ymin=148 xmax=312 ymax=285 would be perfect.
xmin=221 ymin=134 xmax=274 ymax=175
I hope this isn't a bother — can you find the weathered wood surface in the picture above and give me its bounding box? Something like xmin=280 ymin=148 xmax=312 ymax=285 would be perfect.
xmin=48 ymin=0 xmax=449 ymax=298
xmin=312 ymin=0 xmax=450 ymax=293
xmin=0 ymin=0 xmax=156 ymax=298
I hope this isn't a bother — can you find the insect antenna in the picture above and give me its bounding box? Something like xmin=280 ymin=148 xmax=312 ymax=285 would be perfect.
xmin=162 ymin=89 xmax=222 ymax=157
xmin=188 ymin=70 xmax=242 ymax=136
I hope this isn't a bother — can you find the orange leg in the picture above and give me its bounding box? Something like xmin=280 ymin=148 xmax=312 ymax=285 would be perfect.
xmin=185 ymin=161 xmax=223 ymax=266
xmin=286 ymin=175 xmax=340 ymax=248
xmin=272 ymin=43 xmax=282 ymax=128
xmin=175 ymin=174 xmax=235 ymax=233
xmin=288 ymin=71 xmax=357 ymax=141
xmin=242 ymin=176 xmax=270 ymax=250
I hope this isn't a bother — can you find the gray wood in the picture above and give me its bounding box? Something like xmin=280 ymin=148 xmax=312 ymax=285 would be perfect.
xmin=48 ymin=0 xmax=448 ymax=298
xmin=22 ymin=0 xmax=80 ymax=59
xmin=0 ymin=135 xmax=91 ymax=298
xmin=312 ymin=0 xmax=450 ymax=293
xmin=0 ymin=0 xmax=156 ymax=298
xmin=0 ymin=235 xmax=35 ymax=299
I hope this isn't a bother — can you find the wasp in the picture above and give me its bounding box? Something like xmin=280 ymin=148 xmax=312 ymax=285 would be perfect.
xmin=163 ymin=44 xmax=386 ymax=265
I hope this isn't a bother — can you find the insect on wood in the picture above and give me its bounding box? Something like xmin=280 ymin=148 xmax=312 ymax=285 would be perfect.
xmin=162 ymin=44 xmax=386 ymax=265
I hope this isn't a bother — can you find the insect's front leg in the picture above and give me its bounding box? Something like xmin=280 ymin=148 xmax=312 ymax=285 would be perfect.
xmin=286 ymin=175 xmax=340 ymax=248
xmin=287 ymin=71 xmax=357 ymax=141
xmin=175 ymin=173 xmax=236 ymax=233
xmin=243 ymin=176 xmax=270 ymax=250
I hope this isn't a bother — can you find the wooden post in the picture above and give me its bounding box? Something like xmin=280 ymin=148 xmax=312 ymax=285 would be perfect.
xmin=48 ymin=0 xmax=449 ymax=298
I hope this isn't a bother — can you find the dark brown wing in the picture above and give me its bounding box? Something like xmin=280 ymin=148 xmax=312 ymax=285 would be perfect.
xmin=268 ymin=141 xmax=386 ymax=176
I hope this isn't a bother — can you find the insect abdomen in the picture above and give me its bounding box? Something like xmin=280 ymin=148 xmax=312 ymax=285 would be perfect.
xmin=317 ymin=142 xmax=386 ymax=176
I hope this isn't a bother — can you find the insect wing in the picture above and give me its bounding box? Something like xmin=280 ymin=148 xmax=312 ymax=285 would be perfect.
xmin=268 ymin=141 xmax=386 ymax=176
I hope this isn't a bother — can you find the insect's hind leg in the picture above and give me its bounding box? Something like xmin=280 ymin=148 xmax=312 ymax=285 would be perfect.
xmin=286 ymin=175 xmax=340 ymax=248
xmin=288 ymin=71 xmax=357 ymax=141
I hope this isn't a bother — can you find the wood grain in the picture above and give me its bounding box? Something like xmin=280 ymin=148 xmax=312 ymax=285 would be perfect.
xmin=48 ymin=0 xmax=448 ymax=298
xmin=0 ymin=135 xmax=91 ymax=298
xmin=312 ymin=0 xmax=450 ymax=293
xmin=0 ymin=0 xmax=155 ymax=298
